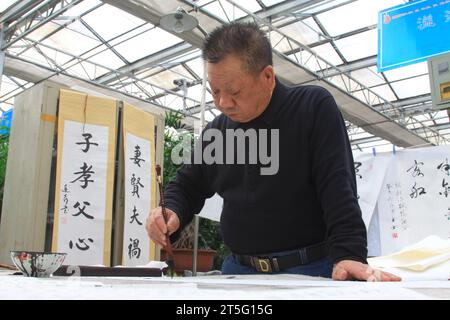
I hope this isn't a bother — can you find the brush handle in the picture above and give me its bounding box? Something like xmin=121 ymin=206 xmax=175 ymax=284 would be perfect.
xmin=0 ymin=264 xmax=17 ymax=271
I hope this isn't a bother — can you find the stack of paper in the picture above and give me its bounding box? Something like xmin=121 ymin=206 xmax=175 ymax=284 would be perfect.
xmin=368 ymin=235 xmax=450 ymax=280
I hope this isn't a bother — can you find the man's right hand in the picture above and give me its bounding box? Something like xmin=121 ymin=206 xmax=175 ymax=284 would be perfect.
xmin=146 ymin=207 xmax=180 ymax=247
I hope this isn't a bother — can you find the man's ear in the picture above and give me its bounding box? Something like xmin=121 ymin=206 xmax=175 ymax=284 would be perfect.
xmin=262 ymin=65 xmax=275 ymax=86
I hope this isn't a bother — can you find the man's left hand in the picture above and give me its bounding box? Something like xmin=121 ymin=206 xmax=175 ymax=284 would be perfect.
xmin=332 ymin=260 xmax=401 ymax=281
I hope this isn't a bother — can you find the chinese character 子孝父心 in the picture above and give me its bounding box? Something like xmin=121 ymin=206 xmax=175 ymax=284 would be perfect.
xmin=71 ymin=162 xmax=95 ymax=189
xmin=73 ymin=201 xmax=94 ymax=220
xmin=69 ymin=238 xmax=94 ymax=251
xmin=75 ymin=133 xmax=99 ymax=153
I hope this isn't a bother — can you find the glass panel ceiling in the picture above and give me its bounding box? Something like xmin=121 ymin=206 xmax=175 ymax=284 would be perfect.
xmin=0 ymin=76 xmax=22 ymax=100
xmin=279 ymin=18 xmax=324 ymax=46
xmin=186 ymin=84 xmax=213 ymax=102
xmin=61 ymin=0 xmax=102 ymax=17
xmin=20 ymin=46 xmax=60 ymax=68
xmin=106 ymin=24 xmax=154 ymax=48
xmin=369 ymin=84 xmax=397 ymax=102
xmin=1 ymin=0 xmax=448 ymax=151
xmin=0 ymin=75 xmax=32 ymax=110
xmin=334 ymin=28 xmax=378 ymax=62
xmin=135 ymin=66 xmax=165 ymax=81
xmin=389 ymin=75 xmax=431 ymax=100
xmin=65 ymin=61 xmax=109 ymax=79
xmin=113 ymin=27 xmax=182 ymax=62
xmin=185 ymin=57 xmax=206 ymax=79
xmin=146 ymin=66 xmax=196 ymax=90
xmin=83 ymin=46 xmax=125 ymax=70
xmin=41 ymin=22 xmax=101 ymax=56
xmin=261 ymin=0 xmax=285 ymax=7
xmin=26 ymin=21 xmax=63 ymax=43
xmin=201 ymin=1 xmax=247 ymax=22
xmin=383 ymin=62 xmax=429 ymax=82
xmin=232 ymin=0 xmax=262 ymax=13
xmin=316 ymin=0 xmax=405 ymax=36
xmin=0 ymin=0 xmax=18 ymax=13
xmin=351 ymin=67 xmax=386 ymax=88
xmin=311 ymin=42 xmax=344 ymax=66
xmin=82 ymin=4 xmax=146 ymax=41
xmin=299 ymin=0 xmax=356 ymax=15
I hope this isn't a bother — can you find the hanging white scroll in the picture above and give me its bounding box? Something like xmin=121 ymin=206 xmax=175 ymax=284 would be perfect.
xmin=123 ymin=133 xmax=152 ymax=266
xmin=122 ymin=103 xmax=157 ymax=266
xmin=53 ymin=89 xmax=117 ymax=266
xmin=377 ymin=145 xmax=450 ymax=255
xmin=354 ymin=152 xmax=391 ymax=228
xmin=56 ymin=121 xmax=108 ymax=265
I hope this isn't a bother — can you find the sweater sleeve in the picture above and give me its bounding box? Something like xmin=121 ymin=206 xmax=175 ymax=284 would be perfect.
xmin=310 ymin=89 xmax=368 ymax=264
xmin=164 ymin=133 xmax=215 ymax=243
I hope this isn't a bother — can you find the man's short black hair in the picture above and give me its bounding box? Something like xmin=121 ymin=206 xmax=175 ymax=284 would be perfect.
xmin=202 ymin=22 xmax=273 ymax=74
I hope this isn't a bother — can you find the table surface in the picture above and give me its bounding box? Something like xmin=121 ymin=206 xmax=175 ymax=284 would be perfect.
xmin=0 ymin=270 xmax=449 ymax=300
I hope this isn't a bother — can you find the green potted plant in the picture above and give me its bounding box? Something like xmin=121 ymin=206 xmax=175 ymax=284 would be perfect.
xmin=161 ymin=111 xmax=227 ymax=273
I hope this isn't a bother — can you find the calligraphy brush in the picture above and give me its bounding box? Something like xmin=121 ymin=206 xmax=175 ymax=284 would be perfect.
xmin=155 ymin=165 xmax=175 ymax=277
xmin=0 ymin=264 xmax=17 ymax=271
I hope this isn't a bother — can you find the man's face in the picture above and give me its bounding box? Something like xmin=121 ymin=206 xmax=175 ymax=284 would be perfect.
xmin=207 ymin=54 xmax=275 ymax=123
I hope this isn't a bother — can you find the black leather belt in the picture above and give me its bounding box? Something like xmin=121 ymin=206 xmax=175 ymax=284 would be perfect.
xmin=233 ymin=242 xmax=329 ymax=273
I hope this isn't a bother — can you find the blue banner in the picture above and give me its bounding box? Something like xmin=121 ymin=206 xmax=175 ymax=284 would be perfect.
xmin=378 ymin=0 xmax=450 ymax=72
xmin=0 ymin=109 xmax=13 ymax=135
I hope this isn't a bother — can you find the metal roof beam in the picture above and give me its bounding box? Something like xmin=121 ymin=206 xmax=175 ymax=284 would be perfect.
xmin=282 ymin=24 xmax=377 ymax=57
xmin=0 ymin=0 xmax=47 ymax=24
xmin=391 ymin=95 xmax=432 ymax=108
xmin=321 ymin=56 xmax=378 ymax=78
xmin=351 ymin=122 xmax=450 ymax=146
xmin=1 ymin=0 xmax=84 ymax=50
xmin=242 ymin=0 xmax=327 ymax=21
xmin=372 ymin=95 xmax=433 ymax=116
xmin=95 ymin=42 xmax=196 ymax=85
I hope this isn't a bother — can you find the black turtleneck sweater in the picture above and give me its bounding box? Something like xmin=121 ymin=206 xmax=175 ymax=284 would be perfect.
xmin=165 ymin=79 xmax=367 ymax=264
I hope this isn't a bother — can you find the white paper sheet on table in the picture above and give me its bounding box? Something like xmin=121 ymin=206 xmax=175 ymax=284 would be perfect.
xmin=368 ymin=235 xmax=450 ymax=280
xmin=115 ymin=261 xmax=168 ymax=269
xmin=0 ymin=276 xmax=431 ymax=300
xmin=150 ymin=275 xmax=450 ymax=289
xmin=374 ymin=261 xmax=450 ymax=281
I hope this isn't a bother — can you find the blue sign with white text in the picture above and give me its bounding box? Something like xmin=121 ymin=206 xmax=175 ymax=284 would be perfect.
xmin=378 ymin=0 xmax=450 ymax=72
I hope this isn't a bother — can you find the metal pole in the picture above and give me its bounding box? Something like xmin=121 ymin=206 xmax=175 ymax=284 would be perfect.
xmin=192 ymin=215 xmax=200 ymax=276
xmin=0 ymin=25 xmax=5 ymax=94
xmin=182 ymin=79 xmax=188 ymax=114
xmin=192 ymin=60 xmax=207 ymax=276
